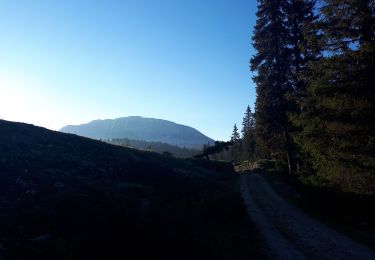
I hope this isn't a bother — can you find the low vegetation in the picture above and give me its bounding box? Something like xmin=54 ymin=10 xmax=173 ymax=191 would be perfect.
xmin=0 ymin=120 xmax=264 ymax=260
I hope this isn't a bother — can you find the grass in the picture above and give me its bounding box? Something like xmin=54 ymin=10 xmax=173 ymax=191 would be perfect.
xmin=0 ymin=120 xmax=264 ymax=260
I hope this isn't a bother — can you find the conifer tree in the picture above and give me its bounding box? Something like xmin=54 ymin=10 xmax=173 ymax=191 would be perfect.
xmin=231 ymin=124 xmax=240 ymax=143
xmin=292 ymin=0 xmax=375 ymax=194
xmin=285 ymin=0 xmax=319 ymax=103
xmin=251 ymin=0 xmax=293 ymax=170
xmin=251 ymin=0 xmax=319 ymax=173
xmin=241 ymin=106 xmax=256 ymax=161
xmin=284 ymin=0 xmax=319 ymax=173
xmin=230 ymin=124 xmax=241 ymax=162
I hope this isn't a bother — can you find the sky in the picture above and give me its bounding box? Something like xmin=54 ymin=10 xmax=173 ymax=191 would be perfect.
xmin=0 ymin=0 xmax=257 ymax=141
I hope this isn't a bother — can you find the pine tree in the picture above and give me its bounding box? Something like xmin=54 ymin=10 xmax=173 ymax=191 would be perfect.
xmin=231 ymin=124 xmax=240 ymax=143
xmin=241 ymin=106 xmax=256 ymax=161
xmin=251 ymin=0 xmax=320 ymax=173
xmin=284 ymin=0 xmax=319 ymax=173
xmin=292 ymin=0 xmax=375 ymax=194
xmin=251 ymin=0 xmax=293 ymax=170
xmin=241 ymin=106 xmax=251 ymax=137
xmin=230 ymin=124 xmax=241 ymax=162
xmin=285 ymin=0 xmax=319 ymax=103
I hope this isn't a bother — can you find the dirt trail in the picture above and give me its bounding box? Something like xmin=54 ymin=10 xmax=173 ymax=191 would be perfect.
xmin=240 ymin=173 xmax=375 ymax=260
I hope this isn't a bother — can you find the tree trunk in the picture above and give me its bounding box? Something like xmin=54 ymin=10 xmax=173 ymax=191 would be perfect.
xmin=283 ymin=129 xmax=293 ymax=175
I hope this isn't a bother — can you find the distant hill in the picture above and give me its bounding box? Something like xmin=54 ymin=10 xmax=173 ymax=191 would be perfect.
xmin=108 ymin=138 xmax=200 ymax=158
xmin=60 ymin=116 xmax=214 ymax=149
xmin=0 ymin=119 xmax=263 ymax=259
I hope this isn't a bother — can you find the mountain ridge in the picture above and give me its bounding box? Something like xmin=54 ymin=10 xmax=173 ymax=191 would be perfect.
xmin=60 ymin=116 xmax=214 ymax=149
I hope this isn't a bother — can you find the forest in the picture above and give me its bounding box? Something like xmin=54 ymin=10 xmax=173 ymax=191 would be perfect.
xmin=107 ymin=138 xmax=200 ymax=158
xmin=229 ymin=0 xmax=374 ymax=195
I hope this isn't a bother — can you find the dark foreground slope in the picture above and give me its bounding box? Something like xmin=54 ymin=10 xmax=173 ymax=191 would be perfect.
xmin=0 ymin=120 xmax=263 ymax=260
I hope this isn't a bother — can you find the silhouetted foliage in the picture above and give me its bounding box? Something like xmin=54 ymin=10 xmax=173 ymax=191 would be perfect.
xmin=194 ymin=141 xmax=232 ymax=161
xmin=251 ymin=0 xmax=375 ymax=194
xmin=229 ymin=124 xmax=241 ymax=162
xmin=251 ymin=0 xmax=293 ymax=169
xmin=241 ymin=106 xmax=256 ymax=161
xmin=230 ymin=124 xmax=240 ymax=143
xmin=290 ymin=0 xmax=375 ymax=194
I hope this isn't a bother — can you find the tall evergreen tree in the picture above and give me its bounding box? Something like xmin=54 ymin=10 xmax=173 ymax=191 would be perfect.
xmin=285 ymin=0 xmax=319 ymax=173
xmin=285 ymin=0 xmax=319 ymax=103
xmin=292 ymin=0 xmax=375 ymax=194
xmin=241 ymin=106 xmax=255 ymax=136
xmin=251 ymin=0 xmax=319 ymax=173
xmin=231 ymin=124 xmax=240 ymax=143
xmin=251 ymin=0 xmax=294 ymax=171
xmin=231 ymin=124 xmax=241 ymax=162
xmin=241 ymin=106 xmax=256 ymax=161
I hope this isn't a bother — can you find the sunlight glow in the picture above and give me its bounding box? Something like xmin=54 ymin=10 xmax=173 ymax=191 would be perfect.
xmin=0 ymin=70 xmax=57 ymax=130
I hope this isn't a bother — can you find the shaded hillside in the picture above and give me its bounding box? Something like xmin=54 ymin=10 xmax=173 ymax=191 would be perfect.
xmin=60 ymin=116 xmax=214 ymax=149
xmin=108 ymin=138 xmax=200 ymax=158
xmin=0 ymin=120 xmax=263 ymax=260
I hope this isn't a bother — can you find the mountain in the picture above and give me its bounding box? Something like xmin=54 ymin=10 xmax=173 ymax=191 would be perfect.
xmin=0 ymin=119 xmax=262 ymax=259
xmin=60 ymin=116 xmax=214 ymax=149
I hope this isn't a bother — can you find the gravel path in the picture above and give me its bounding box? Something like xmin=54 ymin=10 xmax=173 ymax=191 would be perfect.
xmin=240 ymin=173 xmax=375 ymax=260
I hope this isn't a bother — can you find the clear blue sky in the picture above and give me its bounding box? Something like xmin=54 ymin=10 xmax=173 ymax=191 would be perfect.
xmin=0 ymin=0 xmax=257 ymax=140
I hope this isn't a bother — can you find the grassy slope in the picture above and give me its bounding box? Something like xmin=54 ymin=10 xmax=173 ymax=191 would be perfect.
xmin=0 ymin=120 xmax=264 ymax=260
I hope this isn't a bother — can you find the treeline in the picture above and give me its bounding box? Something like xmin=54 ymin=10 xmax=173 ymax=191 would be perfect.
xmin=107 ymin=138 xmax=200 ymax=158
xmin=194 ymin=106 xmax=256 ymax=163
xmin=243 ymin=0 xmax=375 ymax=195
xmin=195 ymin=141 xmax=233 ymax=161
xmin=228 ymin=106 xmax=256 ymax=164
